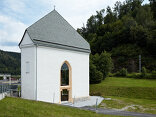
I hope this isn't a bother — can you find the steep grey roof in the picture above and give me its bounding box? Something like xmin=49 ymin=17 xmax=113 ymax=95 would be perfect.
xmin=25 ymin=10 xmax=90 ymax=53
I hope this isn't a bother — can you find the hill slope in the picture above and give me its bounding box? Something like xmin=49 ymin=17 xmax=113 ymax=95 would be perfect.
xmin=0 ymin=50 xmax=20 ymax=75
xmin=0 ymin=97 xmax=121 ymax=117
xmin=90 ymin=77 xmax=156 ymax=114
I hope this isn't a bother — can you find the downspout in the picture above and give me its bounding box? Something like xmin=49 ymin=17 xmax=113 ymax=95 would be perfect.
xmin=36 ymin=44 xmax=38 ymax=100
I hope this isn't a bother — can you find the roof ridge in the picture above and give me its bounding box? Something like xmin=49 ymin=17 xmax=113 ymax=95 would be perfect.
xmin=27 ymin=10 xmax=55 ymax=30
xmin=23 ymin=10 xmax=90 ymax=53
xmin=28 ymin=10 xmax=84 ymax=41
xmin=53 ymin=10 xmax=83 ymax=39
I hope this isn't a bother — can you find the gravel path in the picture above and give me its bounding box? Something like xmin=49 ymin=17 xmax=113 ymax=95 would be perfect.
xmin=81 ymin=106 xmax=156 ymax=117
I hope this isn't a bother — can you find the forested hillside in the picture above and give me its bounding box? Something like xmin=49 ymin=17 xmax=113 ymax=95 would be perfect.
xmin=0 ymin=50 xmax=20 ymax=75
xmin=78 ymin=0 xmax=156 ymax=72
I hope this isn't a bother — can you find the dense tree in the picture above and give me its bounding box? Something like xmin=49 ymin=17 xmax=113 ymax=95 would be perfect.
xmin=86 ymin=15 xmax=97 ymax=34
xmin=104 ymin=6 xmax=117 ymax=24
xmin=78 ymin=0 xmax=156 ymax=74
xmin=96 ymin=9 xmax=105 ymax=26
xmin=150 ymin=0 xmax=156 ymax=20
xmin=135 ymin=5 xmax=154 ymax=28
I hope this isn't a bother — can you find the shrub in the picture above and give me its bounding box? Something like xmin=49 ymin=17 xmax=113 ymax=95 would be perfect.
xmin=127 ymin=73 xmax=142 ymax=78
xmin=90 ymin=51 xmax=113 ymax=80
xmin=127 ymin=72 xmax=156 ymax=79
xmin=146 ymin=71 xmax=156 ymax=79
xmin=141 ymin=67 xmax=147 ymax=77
xmin=151 ymin=71 xmax=156 ymax=79
xmin=152 ymin=71 xmax=156 ymax=74
xmin=97 ymin=51 xmax=113 ymax=79
xmin=94 ymin=70 xmax=103 ymax=83
xmin=108 ymin=72 xmax=114 ymax=77
xmin=120 ymin=68 xmax=128 ymax=77
xmin=89 ymin=60 xmax=103 ymax=84
xmin=114 ymin=68 xmax=128 ymax=77
xmin=114 ymin=71 xmax=120 ymax=76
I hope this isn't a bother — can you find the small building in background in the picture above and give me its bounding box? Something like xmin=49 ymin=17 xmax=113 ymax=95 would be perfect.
xmin=19 ymin=10 xmax=90 ymax=103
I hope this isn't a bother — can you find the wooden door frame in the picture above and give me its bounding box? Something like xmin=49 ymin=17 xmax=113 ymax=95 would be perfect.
xmin=59 ymin=61 xmax=72 ymax=103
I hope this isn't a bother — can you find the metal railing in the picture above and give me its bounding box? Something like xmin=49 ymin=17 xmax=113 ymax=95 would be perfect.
xmin=0 ymin=80 xmax=21 ymax=97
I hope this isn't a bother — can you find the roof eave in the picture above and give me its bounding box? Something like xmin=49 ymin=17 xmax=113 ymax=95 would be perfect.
xmin=34 ymin=40 xmax=91 ymax=53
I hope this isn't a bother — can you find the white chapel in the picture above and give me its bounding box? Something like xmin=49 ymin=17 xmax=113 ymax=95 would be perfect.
xmin=19 ymin=10 xmax=90 ymax=103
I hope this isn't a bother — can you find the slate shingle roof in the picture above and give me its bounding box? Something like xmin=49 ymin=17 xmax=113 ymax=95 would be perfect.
xmin=21 ymin=10 xmax=90 ymax=53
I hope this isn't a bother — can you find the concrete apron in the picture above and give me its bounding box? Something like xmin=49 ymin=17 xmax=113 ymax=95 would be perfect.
xmin=61 ymin=96 xmax=104 ymax=107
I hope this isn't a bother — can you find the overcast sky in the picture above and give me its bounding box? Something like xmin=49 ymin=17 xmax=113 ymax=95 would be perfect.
xmin=0 ymin=0 xmax=149 ymax=52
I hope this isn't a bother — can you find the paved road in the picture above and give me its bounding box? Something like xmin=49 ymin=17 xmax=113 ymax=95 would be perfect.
xmin=80 ymin=106 xmax=156 ymax=117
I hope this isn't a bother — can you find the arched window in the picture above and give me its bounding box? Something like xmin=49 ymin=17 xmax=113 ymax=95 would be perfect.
xmin=61 ymin=63 xmax=69 ymax=86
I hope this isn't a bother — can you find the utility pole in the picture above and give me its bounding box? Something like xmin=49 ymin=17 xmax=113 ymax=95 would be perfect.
xmin=139 ymin=55 xmax=141 ymax=73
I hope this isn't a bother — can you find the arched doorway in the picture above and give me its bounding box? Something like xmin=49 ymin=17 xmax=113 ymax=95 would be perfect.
xmin=60 ymin=61 xmax=72 ymax=103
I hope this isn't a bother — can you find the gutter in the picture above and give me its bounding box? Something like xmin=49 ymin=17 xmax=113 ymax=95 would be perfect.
xmin=33 ymin=39 xmax=91 ymax=54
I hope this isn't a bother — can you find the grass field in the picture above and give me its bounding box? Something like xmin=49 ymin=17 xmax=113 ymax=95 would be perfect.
xmin=90 ymin=77 xmax=156 ymax=99
xmin=91 ymin=77 xmax=156 ymax=87
xmin=90 ymin=77 xmax=156 ymax=114
xmin=0 ymin=97 xmax=123 ymax=117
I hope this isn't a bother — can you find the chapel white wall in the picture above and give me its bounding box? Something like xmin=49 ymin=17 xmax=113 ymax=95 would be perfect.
xmin=21 ymin=32 xmax=36 ymax=100
xmin=37 ymin=46 xmax=89 ymax=103
xmin=20 ymin=32 xmax=33 ymax=46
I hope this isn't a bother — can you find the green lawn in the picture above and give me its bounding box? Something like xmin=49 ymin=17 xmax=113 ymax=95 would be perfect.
xmin=0 ymin=97 xmax=122 ymax=117
xmin=90 ymin=77 xmax=156 ymax=100
xmin=90 ymin=77 xmax=156 ymax=114
xmin=94 ymin=77 xmax=156 ymax=87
